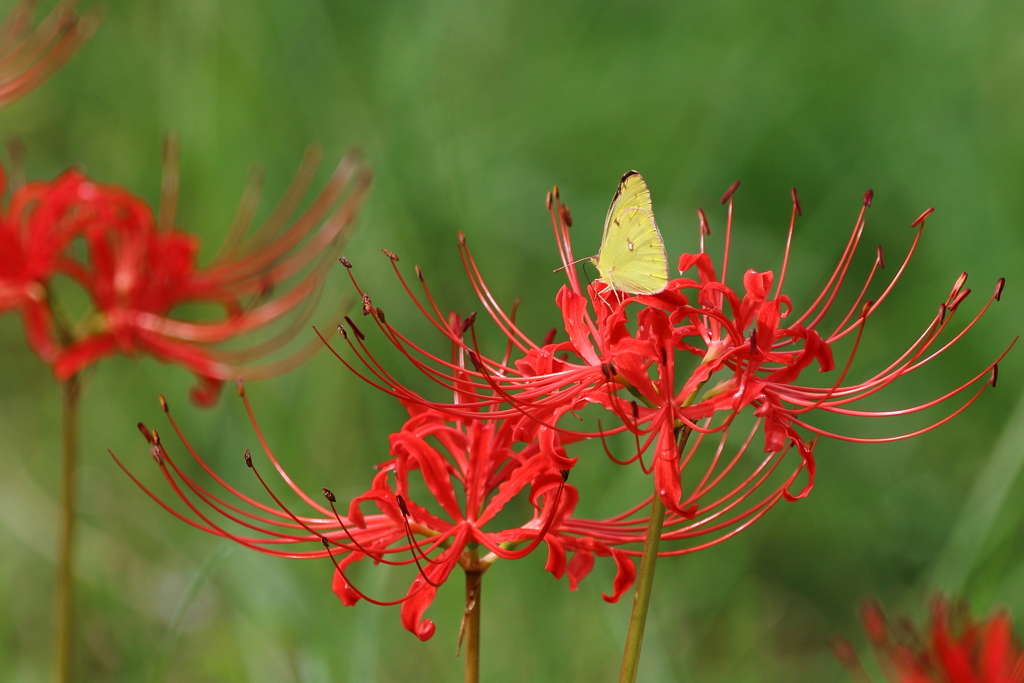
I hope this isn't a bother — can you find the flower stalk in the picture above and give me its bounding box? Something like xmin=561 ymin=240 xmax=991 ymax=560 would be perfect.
xmin=619 ymin=425 xmax=691 ymax=683
xmin=463 ymin=563 xmax=482 ymax=683
xmin=53 ymin=373 xmax=79 ymax=683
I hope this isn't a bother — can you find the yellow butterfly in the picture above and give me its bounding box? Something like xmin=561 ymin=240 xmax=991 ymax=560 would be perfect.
xmin=592 ymin=171 xmax=669 ymax=295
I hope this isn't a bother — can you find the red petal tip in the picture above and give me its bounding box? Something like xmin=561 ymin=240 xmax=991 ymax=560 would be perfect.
xmin=911 ymin=207 xmax=934 ymax=228
xmin=720 ymin=180 xmax=740 ymax=204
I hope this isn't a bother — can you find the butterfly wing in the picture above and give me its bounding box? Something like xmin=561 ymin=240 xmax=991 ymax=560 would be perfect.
xmin=596 ymin=171 xmax=669 ymax=295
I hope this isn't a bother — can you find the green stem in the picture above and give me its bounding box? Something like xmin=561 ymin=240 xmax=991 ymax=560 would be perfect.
xmin=464 ymin=568 xmax=482 ymax=683
xmin=618 ymin=426 xmax=692 ymax=683
xmin=53 ymin=374 xmax=80 ymax=683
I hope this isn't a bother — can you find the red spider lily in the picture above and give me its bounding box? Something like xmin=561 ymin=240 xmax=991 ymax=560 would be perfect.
xmin=834 ymin=597 xmax=1024 ymax=682
xmin=110 ymin=367 xmax=640 ymax=642
xmin=324 ymin=180 xmax=1010 ymax=551
xmin=0 ymin=144 xmax=371 ymax=404
xmin=0 ymin=0 xmax=95 ymax=108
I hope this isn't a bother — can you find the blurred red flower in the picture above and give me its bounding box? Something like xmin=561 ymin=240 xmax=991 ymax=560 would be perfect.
xmin=835 ymin=597 xmax=1024 ymax=683
xmin=0 ymin=0 xmax=95 ymax=108
xmin=0 ymin=144 xmax=371 ymax=403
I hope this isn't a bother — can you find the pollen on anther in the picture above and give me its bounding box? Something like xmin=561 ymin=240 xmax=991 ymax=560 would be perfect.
xmin=995 ymin=277 xmax=1005 ymax=301
xmin=339 ymin=256 xmax=352 ymax=269
xmin=382 ymin=249 xmax=399 ymax=262
xmin=721 ymin=180 xmax=741 ymax=204
xmin=159 ymin=394 xmax=168 ymax=413
xmin=791 ymin=188 xmax=802 ymax=216
xmin=911 ymin=207 xmax=934 ymax=228
xmin=151 ymin=429 xmax=161 ymax=446
xmin=553 ymin=185 xmax=560 ymax=201
xmin=244 ymin=449 xmax=253 ymax=468
xmin=323 ymin=487 xmax=337 ymax=503
xmin=361 ymin=293 xmax=373 ymax=316
xmin=337 ymin=324 xmax=347 ymax=340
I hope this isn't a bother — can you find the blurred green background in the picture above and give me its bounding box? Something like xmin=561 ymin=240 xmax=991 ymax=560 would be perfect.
xmin=1 ymin=1 xmax=1023 ymax=680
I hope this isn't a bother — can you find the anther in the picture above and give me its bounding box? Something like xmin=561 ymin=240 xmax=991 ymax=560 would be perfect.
xmin=546 ymin=191 xmax=553 ymax=210
xmin=344 ymin=316 xmax=365 ymax=341
xmin=415 ymin=265 xmax=424 ymax=282
xmin=949 ymin=272 xmax=968 ymax=299
xmin=375 ymin=307 xmax=386 ymax=323
xmin=876 ymin=245 xmax=885 ymax=269
xmin=159 ymin=394 xmax=168 ymax=413
xmin=337 ymin=324 xmax=348 ymax=340
xmin=991 ymin=364 xmax=999 ymax=388
xmin=150 ymin=446 xmax=163 ymax=465
xmin=361 ymin=293 xmax=373 ymax=316
xmin=995 ymin=277 xmax=1005 ymax=301
xmin=467 ymin=350 xmax=482 ymax=370
xmin=560 ymin=469 xmax=570 ymax=482
xmin=320 ymin=536 xmax=330 ymax=548
xmin=458 ymin=231 xmax=467 ymax=246
xmin=697 ymin=208 xmax=710 ymax=235
xmin=949 ymin=288 xmax=971 ymax=311
xmin=860 ymin=301 xmax=874 ymax=318
xmin=553 ymin=185 xmax=560 ymax=201
xmin=863 ymin=189 xmax=874 ymax=207
xmin=543 ymin=328 xmax=557 ymax=346
xmin=631 ymin=401 xmax=639 ymax=421
xmin=323 ymin=487 xmax=337 ymax=503
xmin=396 ymin=494 xmax=410 ymax=517
xmin=607 ymin=361 xmax=617 ymax=377
xmin=721 ymin=180 xmax=740 ymax=204
xmin=660 ymin=347 xmax=668 ymax=366
xmin=461 ymin=312 xmax=477 ymax=334
xmin=749 ymin=329 xmax=758 ymax=355
xmin=244 ymin=449 xmax=253 ymax=468
xmin=910 ymin=207 xmax=934 ymax=228
xmin=791 ymin=188 xmax=802 ymax=216
xmin=382 ymin=249 xmax=399 ymax=262
xmin=339 ymin=256 xmax=352 ymax=269
xmin=137 ymin=422 xmax=154 ymax=444
xmin=151 ymin=429 xmax=161 ymax=447
xmin=559 ymin=204 xmax=573 ymax=227
xmin=236 ymin=378 xmax=245 ymax=396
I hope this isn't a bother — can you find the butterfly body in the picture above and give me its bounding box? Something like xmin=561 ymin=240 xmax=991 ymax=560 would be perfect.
xmin=593 ymin=171 xmax=669 ymax=295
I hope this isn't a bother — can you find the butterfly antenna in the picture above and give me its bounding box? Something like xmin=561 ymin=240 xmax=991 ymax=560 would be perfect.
xmin=552 ymin=254 xmax=594 ymax=273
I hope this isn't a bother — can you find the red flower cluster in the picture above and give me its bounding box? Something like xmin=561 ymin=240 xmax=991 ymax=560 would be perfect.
xmin=835 ymin=598 xmax=1024 ymax=682
xmin=117 ymin=179 xmax=1010 ymax=643
xmin=1 ymin=145 xmax=371 ymax=403
xmin=0 ymin=0 xmax=95 ymax=108
xmin=331 ymin=181 xmax=1009 ymax=544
